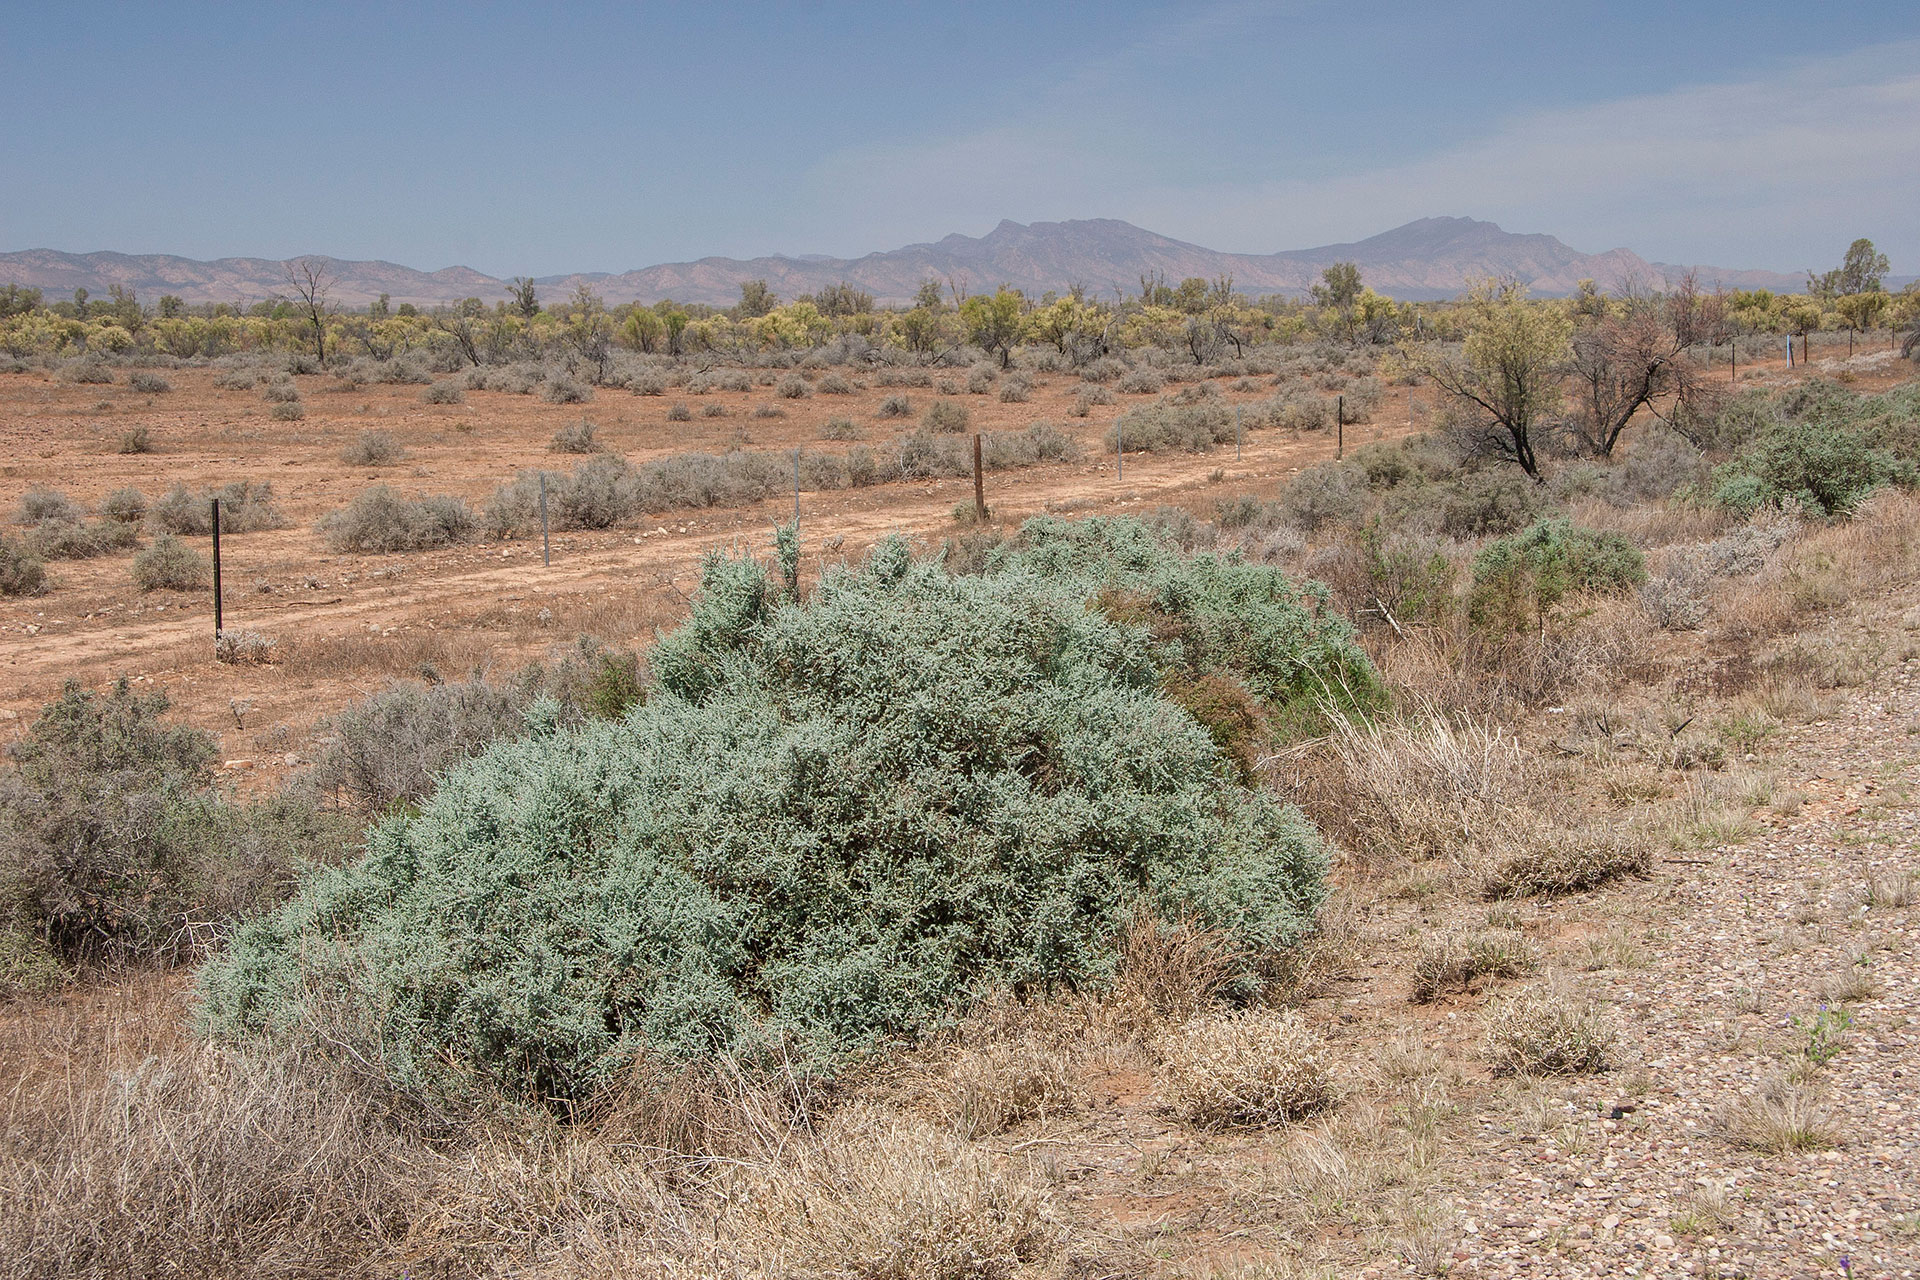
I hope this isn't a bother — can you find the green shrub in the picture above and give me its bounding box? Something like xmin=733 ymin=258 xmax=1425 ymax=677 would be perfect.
xmin=320 ymin=486 xmax=476 ymax=553
xmin=0 ymin=680 xmax=349 ymax=966
xmin=420 ymin=379 xmax=465 ymax=405
xmin=129 ymin=371 xmax=172 ymax=393
xmin=1002 ymin=517 xmax=1381 ymax=725
xmin=131 ymin=534 xmax=209 ymax=591
xmin=1467 ymin=518 xmax=1645 ymax=630
xmin=878 ymin=394 xmax=913 ymax=418
xmin=200 ymin=521 xmax=1357 ymax=1101
xmin=1710 ymin=419 xmax=1913 ymax=517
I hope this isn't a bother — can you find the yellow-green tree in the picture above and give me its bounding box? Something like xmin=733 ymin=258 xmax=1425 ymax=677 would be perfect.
xmin=1415 ymin=280 xmax=1571 ymax=479
xmin=960 ymin=287 xmax=1026 ymax=368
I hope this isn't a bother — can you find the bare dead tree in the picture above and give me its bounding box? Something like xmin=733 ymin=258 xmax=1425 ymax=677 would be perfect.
xmin=284 ymin=258 xmax=334 ymax=363
xmin=1566 ymin=295 xmax=1701 ymax=458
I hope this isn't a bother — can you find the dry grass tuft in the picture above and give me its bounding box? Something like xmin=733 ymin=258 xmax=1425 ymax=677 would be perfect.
xmin=0 ymin=977 xmax=1066 ymax=1280
xmin=1720 ymin=1076 xmax=1836 ymax=1154
xmin=1157 ymin=1010 xmax=1338 ymax=1130
xmin=1103 ymin=910 xmax=1247 ymax=1034
xmin=1315 ymin=701 xmax=1524 ymax=867
xmin=1866 ymin=871 xmax=1918 ymax=908
xmin=1481 ymin=982 xmax=1615 ymax=1076
xmin=1479 ymin=826 xmax=1653 ymax=899
xmin=937 ymin=1041 xmax=1081 ymax=1140
xmin=1410 ymin=926 xmax=1537 ymax=1002
xmin=707 ymin=1107 xmax=1065 ymax=1278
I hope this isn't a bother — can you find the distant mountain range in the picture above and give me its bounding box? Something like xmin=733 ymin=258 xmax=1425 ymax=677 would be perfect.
xmin=0 ymin=217 xmax=1821 ymax=310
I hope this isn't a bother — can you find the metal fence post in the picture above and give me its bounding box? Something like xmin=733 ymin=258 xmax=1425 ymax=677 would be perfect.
xmin=539 ymin=472 xmax=550 ymax=566
xmin=210 ymin=497 xmax=222 ymax=644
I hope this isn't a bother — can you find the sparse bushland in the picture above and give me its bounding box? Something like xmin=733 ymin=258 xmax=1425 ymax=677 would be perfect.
xmin=485 ymin=428 xmax=1080 ymax=537
xmin=199 ymin=520 xmax=1364 ymax=1102
xmin=5 ymin=292 xmax=1919 ymax=1272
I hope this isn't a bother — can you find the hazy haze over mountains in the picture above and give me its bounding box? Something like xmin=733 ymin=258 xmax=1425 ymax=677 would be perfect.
xmin=0 ymin=217 xmax=1813 ymax=310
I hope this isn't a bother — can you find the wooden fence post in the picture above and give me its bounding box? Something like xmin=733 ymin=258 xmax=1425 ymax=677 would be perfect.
xmin=972 ymin=433 xmax=986 ymax=521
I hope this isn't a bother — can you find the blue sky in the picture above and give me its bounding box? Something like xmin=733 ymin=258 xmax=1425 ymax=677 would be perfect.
xmin=2 ymin=1 xmax=1915 ymax=276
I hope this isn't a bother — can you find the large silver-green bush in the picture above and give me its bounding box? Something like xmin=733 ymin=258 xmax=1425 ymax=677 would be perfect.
xmin=200 ymin=519 xmax=1367 ymax=1102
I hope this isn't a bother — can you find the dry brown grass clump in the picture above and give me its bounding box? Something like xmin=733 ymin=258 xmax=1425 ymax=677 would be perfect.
xmin=1410 ymin=926 xmax=1537 ymax=1002
xmin=936 ymin=1040 xmax=1082 ymax=1141
xmin=1313 ymin=701 xmax=1650 ymax=900
xmin=0 ymin=977 xmax=1069 ymax=1280
xmin=1481 ymin=982 xmax=1615 ymax=1075
xmin=1157 ymin=1009 xmax=1338 ymax=1129
xmin=716 ymin=1107 xmax=1063 ymax=1277
xmin=1478 ymin=826 xmax=1653 ymax=899
xmin=1316 ymin=701 xmax=1523 ymax=866
xmin=1720 ymin=1076 xmax=1836 ymax=1154
xmin=1072 ymin=910 xmax=1251 ymax=1046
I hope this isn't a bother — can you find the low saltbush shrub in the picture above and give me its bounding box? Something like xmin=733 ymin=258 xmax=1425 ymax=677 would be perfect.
xmin=0 ymin=537 xmax=46 ymax=596
xmin=550 ymin=418 xmax=603 ymax=453
xmin=131 ymin=534 xmax=208 ymax=591
xmin=150 ymin=482 xmax=289 ymax=535
xmin=341 ymin=430 xmax=405 ymax=467
xmin=0 ymin=679 xmax=348 ymax=966
xmin=200 ymin=519 xmax=1364 ymax=1102
xmin=320 ymin=487 xmax=476 ymax=553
